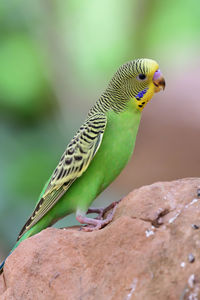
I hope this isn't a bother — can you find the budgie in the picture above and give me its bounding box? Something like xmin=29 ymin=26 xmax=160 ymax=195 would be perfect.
xmin=0 ymin=58 xmax=165 ymax=273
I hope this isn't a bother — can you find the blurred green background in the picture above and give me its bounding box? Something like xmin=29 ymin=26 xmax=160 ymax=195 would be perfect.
xmin=0 ymin=0 xmax=200 ymax=257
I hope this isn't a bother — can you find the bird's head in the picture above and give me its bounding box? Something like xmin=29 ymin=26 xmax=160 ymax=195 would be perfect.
xmin=107 ymin=58 xmax=165 ymax=111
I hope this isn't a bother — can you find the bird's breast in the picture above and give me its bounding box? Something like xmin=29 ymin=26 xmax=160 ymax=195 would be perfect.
xmin=92 ymin=107 xmax=141 ymax=190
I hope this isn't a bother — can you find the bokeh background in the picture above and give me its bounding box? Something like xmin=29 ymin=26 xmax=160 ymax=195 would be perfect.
xmin=0 ymin=0 xmax=200 ymax=257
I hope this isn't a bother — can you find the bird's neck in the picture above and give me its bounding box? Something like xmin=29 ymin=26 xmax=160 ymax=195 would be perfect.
xmin=88 ymin=88 xmax=130 ymax=116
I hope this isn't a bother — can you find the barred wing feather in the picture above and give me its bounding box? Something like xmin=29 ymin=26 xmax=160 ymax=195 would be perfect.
xmin=17 ymin=114 xmax=107 ymax=240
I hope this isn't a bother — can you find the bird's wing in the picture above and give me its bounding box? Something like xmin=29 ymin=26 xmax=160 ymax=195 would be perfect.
xmin=17 ymin=113 xmax=107 ymax=240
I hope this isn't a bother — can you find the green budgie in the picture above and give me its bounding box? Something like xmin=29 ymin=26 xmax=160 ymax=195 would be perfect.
xmin=0 ymin=58 xmax=165 ymax=273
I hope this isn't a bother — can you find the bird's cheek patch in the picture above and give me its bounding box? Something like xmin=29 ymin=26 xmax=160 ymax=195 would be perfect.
xmin=135 ymin=88 xmax=148 ymax=101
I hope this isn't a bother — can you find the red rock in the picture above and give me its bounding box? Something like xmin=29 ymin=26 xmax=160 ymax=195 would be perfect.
xmin=1 ymin=178 xmax=200 ymax=299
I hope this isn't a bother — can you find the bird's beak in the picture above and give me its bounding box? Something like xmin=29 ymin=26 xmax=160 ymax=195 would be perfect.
xmin=153 ymin=69 xmax=166 ymax=93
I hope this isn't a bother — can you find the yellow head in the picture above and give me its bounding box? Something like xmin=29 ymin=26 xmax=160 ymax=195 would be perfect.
xmin=107 ymin=58 xmax=165 ymax=111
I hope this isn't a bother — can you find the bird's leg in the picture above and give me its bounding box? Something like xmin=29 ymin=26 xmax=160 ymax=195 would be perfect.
xmin=86 ymin=199 xmax=121 ymax=220
xmin=86 ymin=207 xmax=105 ymax=220
xmin=76 ymin=200 xmax=120 ymax=232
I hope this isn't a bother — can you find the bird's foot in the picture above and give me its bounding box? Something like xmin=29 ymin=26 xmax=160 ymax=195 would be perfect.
xmin=86 ymin=199 xmax=121 ymax=220
xmin=76 ymin=200 xmax=121 ymax=232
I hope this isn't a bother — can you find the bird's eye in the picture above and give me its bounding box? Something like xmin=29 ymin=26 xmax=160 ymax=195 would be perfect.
xmin=137 ymin=74 xmax=146 ymax=80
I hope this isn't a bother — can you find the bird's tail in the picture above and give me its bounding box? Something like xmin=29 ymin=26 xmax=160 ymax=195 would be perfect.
xmin=0 ymin=259 xmax=6 ymax=274
xmin=0 ymin=246 xmax=17 ymax=274
xmin=0 ymin=249 xmax=14 ymax=274
xmin=0 ymin=228 xmax=35 ymax=274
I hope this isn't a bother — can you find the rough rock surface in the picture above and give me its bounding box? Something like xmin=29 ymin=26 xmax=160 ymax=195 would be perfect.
xmin=1 ymin=178 xmax=200 ymax=300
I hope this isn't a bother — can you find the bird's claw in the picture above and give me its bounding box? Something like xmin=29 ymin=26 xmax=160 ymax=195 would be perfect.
xmin=77 ymin=200 xmax=121 ymax=232
xmin=86 ymin=199 xmax=121 ymax=220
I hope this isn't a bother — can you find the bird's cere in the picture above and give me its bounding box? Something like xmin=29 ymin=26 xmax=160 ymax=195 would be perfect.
xmin=153 ymin=69 xmax=162 ymax=80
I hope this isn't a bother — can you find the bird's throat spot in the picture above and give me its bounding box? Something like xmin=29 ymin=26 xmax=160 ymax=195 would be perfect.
xmin=135 ymin=88 xmax=149 ymax=110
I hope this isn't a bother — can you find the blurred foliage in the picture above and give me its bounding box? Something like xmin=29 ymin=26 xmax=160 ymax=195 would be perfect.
xmin=0 ymin=0 xmax=200 ymax=253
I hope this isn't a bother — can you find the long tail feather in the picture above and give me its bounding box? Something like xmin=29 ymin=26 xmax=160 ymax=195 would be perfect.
xmin=0 ymin=228 xmax=34 ymax=274
xmin=0 ymin=259 xmax=5 ymax=274
xmin=0 ymin=252 xmax=12 ymax=274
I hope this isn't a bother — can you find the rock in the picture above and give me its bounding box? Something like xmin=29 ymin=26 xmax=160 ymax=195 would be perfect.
xmin=1 ymin=178 xmax=200 ymax=300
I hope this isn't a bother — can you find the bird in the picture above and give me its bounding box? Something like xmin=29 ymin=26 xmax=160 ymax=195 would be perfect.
xmin=0 ymin=58 xmax=165 ymax=273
